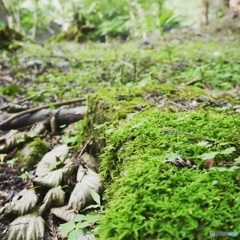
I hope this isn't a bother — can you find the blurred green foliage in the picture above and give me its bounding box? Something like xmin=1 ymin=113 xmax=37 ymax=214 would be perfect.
xmin=0 ymin=0 xmax=179 ymax=40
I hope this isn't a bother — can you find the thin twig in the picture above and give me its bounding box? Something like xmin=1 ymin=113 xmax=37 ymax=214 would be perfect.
xmin=76 ymin=138 xmax=92 ymax=161
xmin=18 ymin=90 xmax=46 ymax=104
xmin=0 ymin=90 xmax=46 ymax=111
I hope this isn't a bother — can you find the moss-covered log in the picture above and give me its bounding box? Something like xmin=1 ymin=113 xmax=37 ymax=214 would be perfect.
xmin=85 ymin=84 xmax=240 ymax=240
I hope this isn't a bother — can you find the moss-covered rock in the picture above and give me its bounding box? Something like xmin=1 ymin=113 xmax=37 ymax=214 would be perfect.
xmin=100 ymin=111 xmax=239 ymax=240
xmin=52 ymin=25 xmax=86 ymax=43
xmin=85 ymin=84 xmax=240 ymax=240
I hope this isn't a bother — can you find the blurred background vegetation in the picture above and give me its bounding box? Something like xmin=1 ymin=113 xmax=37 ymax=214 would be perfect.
xmin=0 ymin=0 xmax=187 ymax=42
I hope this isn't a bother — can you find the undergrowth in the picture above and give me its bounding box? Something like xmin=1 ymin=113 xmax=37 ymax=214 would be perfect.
xmin=2 ymin=38 xmax=240 ymax=104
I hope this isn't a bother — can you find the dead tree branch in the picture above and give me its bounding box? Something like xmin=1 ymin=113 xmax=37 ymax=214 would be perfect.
xmin=0 ymin=98 xmax=86 ymax=130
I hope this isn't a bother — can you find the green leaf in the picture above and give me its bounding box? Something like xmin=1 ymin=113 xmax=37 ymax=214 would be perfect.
xmin=229 ymin=166 xmax=240 ymax=172
xmin=196 ymin=141 xmax=211 ymax=147
xmin=164 ymin=152 xmax=181 ymax=159
xmin=68 ymin=228 xmax=83 ymax=240
xmin=200 ymin=151 xmax=219 ymax=160
xmin=16 ymin=138 xmax=25 ymax=144
xmin=217 ymin=167 xmax=229 ymax=172
xmin=234 ymin=156 xmax=240 ymax=163
xmin=74 ymin=214 xmax=87 ymax=223
xmin=59 ymin=221 xmax=76 ymax=235
xmin=91 ymin=189 xmax=101 ymax=205
xmin=77 ymin=221 xmax=90 ymax=228
xmin=91 ymin=226 xmax=100 ymax=234
xmin=7 ymin=157 xmax=18 ymax=165
xmin=220 ymin=147 xmax=236 ymax=155
xmin=210 ymin=167 xmax=228 ymax=172
xmin=61 ymin=136 xmax=78 ymax=145
xmin=0 ymin=154 xmax=7 ymax=162
xmin=212 ymin=180 xmax=218 ymax=185
xmin=85 ymin=214 xmax=101 ymax=223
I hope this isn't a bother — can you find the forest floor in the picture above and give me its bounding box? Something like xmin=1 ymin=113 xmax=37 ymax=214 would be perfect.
xmin=0 ymin=25 xmax=240 ymax=239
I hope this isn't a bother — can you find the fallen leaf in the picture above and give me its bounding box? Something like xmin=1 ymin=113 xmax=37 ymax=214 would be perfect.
xmin=68 ymin=166 xmax=101 ymax=212
xmin=39 ymin=186 xmax=65 ymax=214
xmin=0 ymin=188 xmax=38 ymax=217
xmin=35 ymin=144 xmax=68 ymax=176
xmin=5 ymin=214 xmax=45 ymax=240
xmin=51 ymin=206 xmax=76 ymax=222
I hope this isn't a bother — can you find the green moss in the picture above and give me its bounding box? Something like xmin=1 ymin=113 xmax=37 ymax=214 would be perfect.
xmin=85 ymin=86 xmax=149 ymax=154
xmin=29 ymin=138 xmax=49 ymax=162
xmin=101 ymin=109 xmax=239 ymax=183
xmin=99 ymin=108 xmax=240 ymax=239
xmin=85 ymin=84 xmax=212 ymax=155
xmin=50 ymin=25 xmax=84 ymax=43
xmin=101 ymin=160 xmax=240 ymax=240
xmin=83 ymin=84 xmax=240 ymax=239
xmin=16 ymin=138 xmax=49 ymax=166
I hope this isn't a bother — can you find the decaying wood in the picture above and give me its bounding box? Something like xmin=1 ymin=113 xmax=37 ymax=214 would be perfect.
xmin=0 ymin=98 xmax=86 ymax=130
xmin=0 ymin=106 xmax=87 ymax=130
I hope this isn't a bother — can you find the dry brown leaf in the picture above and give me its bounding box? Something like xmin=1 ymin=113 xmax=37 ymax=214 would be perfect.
xmin=50 ymin=206 xmax=76 ymax=222
xmin=5 ymin=214 xmax=45 ymax=240
xmin=164 ymin=157 xmax=193 ymax=168
xmin=35 ymin=144 xmax=68 ymax=176
xmin=29 ymin=122 xmax=47 ymax=136
xmin=68 ymin=166 xmax=101 ymax=212
xmin=80 ymin=152 xmax=98 ymax=172
xmin=0 ymin=188 xmax=38 ymax=217
xmin=62 ymin=158 xmax=74 ymax=174
xmin=39 ymin=186 xmax=65 ymax=214
xmin=33 ymin=169 xmax=63 ymax=187
xmin=205 ymin=158 xmax=216 ymax=169
xmin=0 ymin=130 xmax=25 ymax=153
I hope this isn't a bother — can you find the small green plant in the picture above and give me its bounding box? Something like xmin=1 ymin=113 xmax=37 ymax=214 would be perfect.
xmin=61 ymin=121 xmax=86 ymax=147
xmin=1 ymin=84 xmax=22 ymax=97
xmin=19 ymin=168 xmax=29 ymax=182
xmin=6 ymin=157 xmax=19 ymax=167
xmin=58 ymin=190 xmax=102 ymax=240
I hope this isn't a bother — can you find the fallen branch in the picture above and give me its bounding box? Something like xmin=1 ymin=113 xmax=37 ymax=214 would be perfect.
xmin=0 ymin=98 xmax=86 ymax=130
xmin=0 ymin=107 xmax=87 ymax=152
xmin=0 ymin=106 xmax=87 ymax=131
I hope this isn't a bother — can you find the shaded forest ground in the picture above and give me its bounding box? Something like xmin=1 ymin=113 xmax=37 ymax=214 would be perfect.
xmin=0 ymin=22 xmax=240 ymax=239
